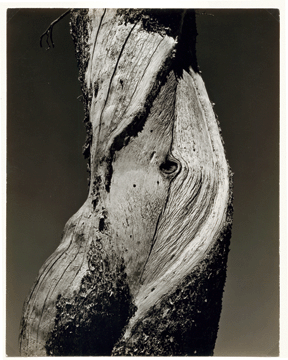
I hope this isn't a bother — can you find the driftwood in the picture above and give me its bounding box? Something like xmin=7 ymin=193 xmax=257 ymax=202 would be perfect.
xmin=19 ymin=9 xmax=233 ymax=356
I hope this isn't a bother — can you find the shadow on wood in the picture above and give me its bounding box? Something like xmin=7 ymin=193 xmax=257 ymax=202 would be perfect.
xmin=19 ymin=9 xmax=233 ymax=356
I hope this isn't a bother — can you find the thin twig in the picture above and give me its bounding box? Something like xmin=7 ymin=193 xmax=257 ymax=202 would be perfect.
xmin=40 ymin=9 xmax=72 ymax=50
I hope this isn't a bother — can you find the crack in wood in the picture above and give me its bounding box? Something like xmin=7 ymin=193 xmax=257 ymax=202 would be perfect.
xmin=20 ymin=9 xmax=232 ymax=357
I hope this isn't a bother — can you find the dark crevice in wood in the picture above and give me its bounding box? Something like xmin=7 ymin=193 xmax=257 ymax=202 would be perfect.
xmin=120 ymin=37 xmax=164 ymax=125
xmin=20 ymin=10 xmax=233 ymax=356
xmin=97 ymin=21 xmax=139 ymax=149
xmin=116 ymin=9 xmax=198 ymax=76
xmin=104 ymin=50 xmax=175 ymax=192
xmin=89 ymin=9 xmax=106 ymax=76
xmin=71 ymin=9 xmax=198 ymax=191
xmin=160 ymin=156 xmax=179 ymax=175
xmin=45 ymin=244 xmax=137 ymax=356
xmin=137 ymin=186 xmax=171 ymax=288
xmin=137 ymin=76 xmax=179 ymax=287
xmin=173 ymin=10 xmax=198 ymax=77
xmin=112 ymin=176 xmax=233 ymax=356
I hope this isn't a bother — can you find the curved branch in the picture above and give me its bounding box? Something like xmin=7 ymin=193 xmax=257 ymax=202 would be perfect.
xmin=40 ymin=9 xmax=72 ymax=49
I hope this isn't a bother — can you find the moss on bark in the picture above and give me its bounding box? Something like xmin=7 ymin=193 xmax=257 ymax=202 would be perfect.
xmin=45 ymin=240 xmax=136 ymax=356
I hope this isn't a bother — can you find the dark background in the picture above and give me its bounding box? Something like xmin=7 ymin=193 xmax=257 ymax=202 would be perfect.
xmin=6 ymin=9 xmax=279 ymax=356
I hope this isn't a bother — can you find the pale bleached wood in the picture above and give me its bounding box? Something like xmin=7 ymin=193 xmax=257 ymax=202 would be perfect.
xmin=123 ymin=67 xmax=230 ymax=340
xmin=20 ymin=9 xmax=232 ymax=356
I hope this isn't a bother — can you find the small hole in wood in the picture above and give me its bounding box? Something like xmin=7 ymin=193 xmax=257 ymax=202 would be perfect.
xmin=160 ymin=158 xmax=178 ymax=175
xmin=133 ymin=184 xmax=136 ymax=187
xmin=94 ymin=82 xmax=99 ymax=98
xmin=92 ymin=198 xmax=98 ymax=211
xmin=99 ymin=218 xmax=105 ymax=232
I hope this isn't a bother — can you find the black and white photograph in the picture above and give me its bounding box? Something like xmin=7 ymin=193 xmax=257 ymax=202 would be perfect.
xmin=6 ymin=6 xmax=280 ymax=356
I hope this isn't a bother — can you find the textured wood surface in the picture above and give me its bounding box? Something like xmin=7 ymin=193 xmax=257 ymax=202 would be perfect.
xmin=19 ymin=9 xmax=232 ymax=356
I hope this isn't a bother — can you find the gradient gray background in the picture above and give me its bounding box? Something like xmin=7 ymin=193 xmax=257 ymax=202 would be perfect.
xmin=7 ymin=9 xmax=279 ymax=356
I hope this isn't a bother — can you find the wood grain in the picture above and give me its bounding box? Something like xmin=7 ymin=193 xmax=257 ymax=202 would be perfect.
xmin=19 ymin=9 xmax=232 ymax=356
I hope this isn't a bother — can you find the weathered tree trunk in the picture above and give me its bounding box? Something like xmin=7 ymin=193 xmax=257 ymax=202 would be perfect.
xmin=19 ymin=9 xmax=233 ymax=356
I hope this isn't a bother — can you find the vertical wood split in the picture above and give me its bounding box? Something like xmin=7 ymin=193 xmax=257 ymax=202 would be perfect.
xmin=19 ymin=9 xmax=233 ymax=356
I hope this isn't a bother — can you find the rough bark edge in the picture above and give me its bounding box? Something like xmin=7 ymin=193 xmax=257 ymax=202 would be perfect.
xmin=103 ymin=56 xmax=176 ymax=193
xmin=112 ymin=169 xmax=233 ymax=356
xmin=65 ymin=9 xmax=233 ymax=356
xmin=69 ymin=9 xmax=199 ymax=189
xmin=44 ymin=239 xmax=137 ymax=356
xmin=70 ymin=9 xmax=93 ymax=186
xmin=116 ymin=9 xmax=198 ymax=76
